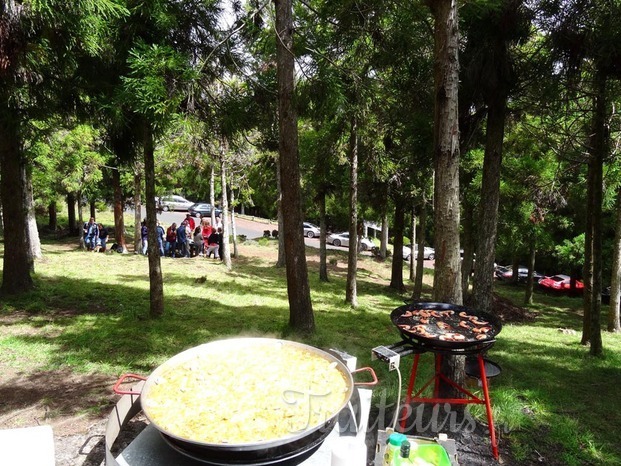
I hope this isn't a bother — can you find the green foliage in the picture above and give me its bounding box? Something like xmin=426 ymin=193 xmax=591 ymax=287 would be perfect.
xmin=554 ymin=234 xmax=585 ymax=270
xmin=493 ymin=114 xmax=571 ymax=266
xmin=30 ymin=123 xmax=107 ymax=206
xmin=153 ymin=116 xmax=220 ymax=199
xmin=121 ymin=43 xmax=197 ymax=131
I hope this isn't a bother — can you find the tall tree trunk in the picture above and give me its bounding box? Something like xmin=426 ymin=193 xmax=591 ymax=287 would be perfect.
xmin=220 ymin=151 xmax=232 ymax=270
xmin=431 ymin=0 xmax=462 ymax=304
xmin=230 ymin=186 xmax=238 ymax=259
xmin=77 ymin=189 xmax=84 ymax=237
xmin=133 ymin=167 xmax=142 ymax=254
xmin=276 ymin=157 xmax=285 ymax=268
xmin=413 ymin=198 xmax=428 ymax=300
xmin=461 ymin=200 xmax=475 ymax=299
xmin=25 ymin=167 xmax=41 ymax=261
xmin=0 ymin=203 xmax=3 ymax=236
xmin=472 ymin=97 xmax=507 ymax=314
xmin=609 ymin=185 xmax=621 ymax=332
xmin=524 ymin=225 xmax=538 ymax=305
xmin=143 ymin=124 xmax=164 ymax=318
xmin=319 ymin=189 xmax=328 ymax=282
xmin=210 ymin=166 xmax=216 ymax=226
xmin=0 ymin=110 xmax=33 ymax=294
xmin=582 ymin=181 xmax=594 ymax=344
xmin=429 ymin=0 xmax=463 ymax=399
xmin=585 ymin=69 xmax=606 ymax=356
xmin=275 ymin=0 xmax=315 ymax=334
xmin=380 ymin=209 xmax=389 ymax=260
xmin=510 ymin=255 xmax=520 ymax=283
xmin=112 ymin=165 xmax=127 ymax=253
xmin=409 ymin=206 xmax=416 ymax=282
xmin=48 ymin=202 xmax=57 ymax=231
xmin=67 ymin=193 xmax=77 ymax=236
xmin=390 ymin=199 xmax=405 ymax=291
xmin=346 ymin=115 xmax=359 ymax=307
xmin=313 ymin=120 xmax=331 ymax=282
xmin=90 ymin=201 xmax=96 ymax=220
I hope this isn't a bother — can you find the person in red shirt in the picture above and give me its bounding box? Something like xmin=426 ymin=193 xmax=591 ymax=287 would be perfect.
xmin=201 ymin=218 xmax=213 ymax=253
xmin=185 ymin=214 xmax=196 ymax=231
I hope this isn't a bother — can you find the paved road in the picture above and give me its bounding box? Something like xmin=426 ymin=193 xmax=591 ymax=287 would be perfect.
xmin=139 ymin=209 xmax=433 ymax=263
xmin=146 ymin=210 xmax=362 ymax=252
xmin=147 ymin=210 xmax=316 ymax=245
xmin=136 ymin=208 xmax=270 ymax=240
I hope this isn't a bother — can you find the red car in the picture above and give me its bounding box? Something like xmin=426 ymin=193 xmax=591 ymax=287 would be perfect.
xmin=538 ymin=274 xmax=584 ymax=293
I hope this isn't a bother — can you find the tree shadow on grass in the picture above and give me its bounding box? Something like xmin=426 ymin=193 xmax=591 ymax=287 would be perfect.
xmin=523 ymin=304 xmax=583 ymax=330
xmin=0 ymin=249 xmax=412 ymax=424
xmin=18 ymin=246 xmax=621 ymax=463
xmin=488 ymin=336 xmax=621 ymax=465
xmin=1 ymin=266 xmax=620 ymax=466
xmin=0 ymin=369 xmax=113 ymax=421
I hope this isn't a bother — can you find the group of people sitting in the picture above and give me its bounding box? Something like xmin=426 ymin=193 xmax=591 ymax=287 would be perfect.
xmin=84 ymin=213 xmax=223 ymax=259
xmin=160 ymin=214 xmax=223 ymax=259
xmin=83 ymin=217 xmax=109 ymax=252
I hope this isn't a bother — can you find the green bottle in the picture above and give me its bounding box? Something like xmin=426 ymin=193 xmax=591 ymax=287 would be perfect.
xmin=397 ymin=439 xmax=416 ymax=465
xmin=383 ymin=433 xmax=407 ymax=466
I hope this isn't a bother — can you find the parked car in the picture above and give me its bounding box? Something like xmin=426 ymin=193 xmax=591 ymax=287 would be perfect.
xmin=538 ymin=274 xmax=584 ymax=293
xmin=157 ymin=195 xmax=194 ymax=212
xmin=496 ymin=265 xmax=543 ymax=283
xmin=188 ymin=202 xmax=222 ymax=218
xmin=303 ymin=222 xmax=321 ymax=238
xmin=494 ymin=265 xmax=512 ymax=280
xmin=402 ymin=245 xmax=435 ymax=261
xmin=327 ymin=232 xmax=374 ymax=251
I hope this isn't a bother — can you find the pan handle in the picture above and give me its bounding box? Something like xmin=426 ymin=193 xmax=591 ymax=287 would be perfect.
xmin=351 ymin=367 xmax=378 ymax=386
xmin=113 ymin=373 xmax=147 ymax=395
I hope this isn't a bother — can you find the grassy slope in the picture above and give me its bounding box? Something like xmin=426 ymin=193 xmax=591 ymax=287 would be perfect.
xmin=488 ymin=284 xmax=621 ymax=466
xmin=0 ymin=228 xmax=620 ymax=465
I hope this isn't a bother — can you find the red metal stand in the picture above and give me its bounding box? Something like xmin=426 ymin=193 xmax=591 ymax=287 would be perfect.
xmin=399 ymin=353 xmax=499 ymax=460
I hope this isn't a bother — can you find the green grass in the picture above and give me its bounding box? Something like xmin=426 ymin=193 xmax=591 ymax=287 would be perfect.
xmin=487 ymin=282 xmax=621 ymax=465
xmin=1 ymin=224 xmax=621 ymax=465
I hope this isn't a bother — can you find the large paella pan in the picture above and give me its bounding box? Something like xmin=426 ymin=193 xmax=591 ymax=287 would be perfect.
xmin=113 ymin=338 xmax=373 ymax=464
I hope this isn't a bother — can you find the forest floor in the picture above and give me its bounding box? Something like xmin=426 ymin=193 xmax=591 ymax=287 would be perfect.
xmin=2 ymin=233 xmax=619 ymax=466
xmin=0 ymin=297 xmax=531 ymax=466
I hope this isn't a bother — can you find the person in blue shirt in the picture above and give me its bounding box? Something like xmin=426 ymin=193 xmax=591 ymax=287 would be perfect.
xmin=156 ymin=221 xmax=166 ymax=257
xmin=85 ymin=218 xmax=99 ymax=251
xmin=176 ymin=221 xmax=189 ymax=258
xmin=141 ymin=221 xmax=148 ymax=255
xmin=97 ymin=223 xmax=108 ymax=252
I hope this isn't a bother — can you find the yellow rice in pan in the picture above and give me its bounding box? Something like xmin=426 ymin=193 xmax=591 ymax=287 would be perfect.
xmin=143 ymin=342 xmax=349 ymax=444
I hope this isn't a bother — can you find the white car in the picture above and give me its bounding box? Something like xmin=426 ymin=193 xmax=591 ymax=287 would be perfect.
xmin=303 ymin=222 xmax=321 ymax=238
xmin=157 ymin=195 xmax=194 ymax=212
xmin=327 ymin=232 xmax=374 ymax=251
xmin=402 ymin=245 xmax=435 ymax=261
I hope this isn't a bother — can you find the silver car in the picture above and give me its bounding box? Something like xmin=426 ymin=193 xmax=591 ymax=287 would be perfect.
xmin=303 ymin=222 xmax=321 ymax=238
xmin=157 ymin=195 xmax=194 ymax=212
xmin=402 ymin=245 xmax=435 ymax=261
xmin=327 ymin=232 xmax=374 ymax=251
